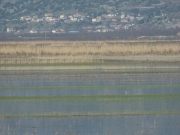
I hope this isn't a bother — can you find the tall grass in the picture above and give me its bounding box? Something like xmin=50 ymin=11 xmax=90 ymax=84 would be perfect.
xmin=0 ymin=41 xmax=180 ymax=56
xmin=0 ymin=41 xmax=180 ymax=64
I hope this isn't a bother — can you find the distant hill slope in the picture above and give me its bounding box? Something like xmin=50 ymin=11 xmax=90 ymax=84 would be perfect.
xmin=0 ymin=0 xmax=179 ymax=18
xmin=0 ymin=0 xmax=180 ymax=33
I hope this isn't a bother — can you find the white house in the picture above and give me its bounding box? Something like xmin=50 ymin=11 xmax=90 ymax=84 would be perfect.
xmin=107 ymin=14 xmax=116 ymax=17
xmin=20 ymin=16 xmax=31 ymax=21
xmin=7 ymin=28 xmax=16 ymax=32
xmin=121 ymin=14 xmax=126 ymax=19
xmin=92 ymin=18 xmax=97 ymax=22
xmin=52 ymin=29 xmax=65 ymax=33
xmin=136 ymin=16 xmax=144 ymax=21
xmin=60 ymin=15 xmax=65 ymax=19
xmin=29 ymin=29 xmax=37 ymax=33
xmin=70 ymin=17 xmax=78 ymax=21
xmin=128 ymin=15 xmax=135 ymax=21
xmin=121 ymin=18 xmax=129 ymax=23
xmin=92 ymin=16 xmax=101 ymax=23
xmin=44 ymin=13 xmax=53 ymax=17
xmin=68 ymin=15 xmax=73 ymax=19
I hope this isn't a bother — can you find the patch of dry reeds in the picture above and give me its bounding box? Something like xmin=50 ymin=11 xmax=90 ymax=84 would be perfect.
xmin=0 ymin=41 xmax=180 ymax=56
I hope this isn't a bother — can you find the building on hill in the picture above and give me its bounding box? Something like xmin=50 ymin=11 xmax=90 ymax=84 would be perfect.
xmin=7 ymin=28 xmax=16 ymax=33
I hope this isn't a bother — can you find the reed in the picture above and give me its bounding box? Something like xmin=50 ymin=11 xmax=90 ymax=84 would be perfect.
xmin=0 ymin=41 xmax=180 ymax=56
xmin=0 ymin=41 xmax=180 ymax=64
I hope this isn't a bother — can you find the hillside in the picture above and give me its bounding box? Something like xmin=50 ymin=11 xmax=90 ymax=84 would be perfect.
xmin=1 ymin=0 xmax=179 ymax=18
xmin=0 ymin=0 xmax=180 ymax=36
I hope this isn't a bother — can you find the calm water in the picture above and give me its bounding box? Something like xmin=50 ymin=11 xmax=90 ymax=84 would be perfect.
xmin=0 ymin=70 xmax=180 ymax=135
xmin=1 ymin=116 xmax=180 ymax=135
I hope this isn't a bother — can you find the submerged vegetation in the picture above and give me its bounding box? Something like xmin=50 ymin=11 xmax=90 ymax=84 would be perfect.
xmin=0 ymin=94 xmax=180 ymax=118
xmin=1 ymin=111 xmax=180 ymax=118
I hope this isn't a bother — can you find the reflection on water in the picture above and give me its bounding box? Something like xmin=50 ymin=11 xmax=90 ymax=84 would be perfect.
xmin=0 ymin=73 xmax=180 ymax=96
xmin=0 ymin=116 xmax=180 ymax=135
xmin=0 ymin=71 xmax=180 ymax=134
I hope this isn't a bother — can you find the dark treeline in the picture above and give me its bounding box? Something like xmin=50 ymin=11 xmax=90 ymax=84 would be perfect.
xmin=0 ymin=28 xmax=180 ymax=41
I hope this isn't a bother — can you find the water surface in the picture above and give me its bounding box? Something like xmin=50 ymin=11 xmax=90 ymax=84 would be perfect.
xmin=0 ymin=70 xmax=180 ymax=135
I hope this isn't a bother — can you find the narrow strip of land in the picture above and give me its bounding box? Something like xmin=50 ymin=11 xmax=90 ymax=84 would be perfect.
xmin=0 ymin=94 xmax=180 ymax=100
xmin=0 ymin=84 xmax=180 ymax=91
xmin=1 ymin=111 xmax=180 ymax=118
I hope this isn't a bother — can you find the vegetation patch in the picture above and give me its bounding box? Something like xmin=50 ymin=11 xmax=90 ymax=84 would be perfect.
xmin=0 ymin=84 xmax=180 ymax=91
xmin=0 ymin=94 xmax=180 ymax=100
xmin=0 ymin=41 xmax=180 ymax=64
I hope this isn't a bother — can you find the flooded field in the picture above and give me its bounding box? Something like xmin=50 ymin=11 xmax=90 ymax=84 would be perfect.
xmin=0 ymin=69 xmax=180 ymax=135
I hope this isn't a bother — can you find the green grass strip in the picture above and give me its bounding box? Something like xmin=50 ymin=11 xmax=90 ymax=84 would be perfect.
xmin=1 ymin=69 xmax=180 ymax=76
xmin=1 ymin=84 xmax=180 ymax=90
xmin=1 ymin=62 xmax=180 ymax=67
xmin=0 ymin=94 xmax=180 ymax=100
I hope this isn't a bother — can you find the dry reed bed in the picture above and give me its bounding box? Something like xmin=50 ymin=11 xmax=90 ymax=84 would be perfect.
xmin=0 ymin=41 xmax=180 ymax=56
xmin=0 ymin=58 xmax=97 ymax=64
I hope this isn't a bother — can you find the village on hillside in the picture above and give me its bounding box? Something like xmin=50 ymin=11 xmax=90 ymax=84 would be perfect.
xmin=1 ymin=0 xmax=180 ymax=35
xmin=7 ymin=10 xmax=168 ymax=34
